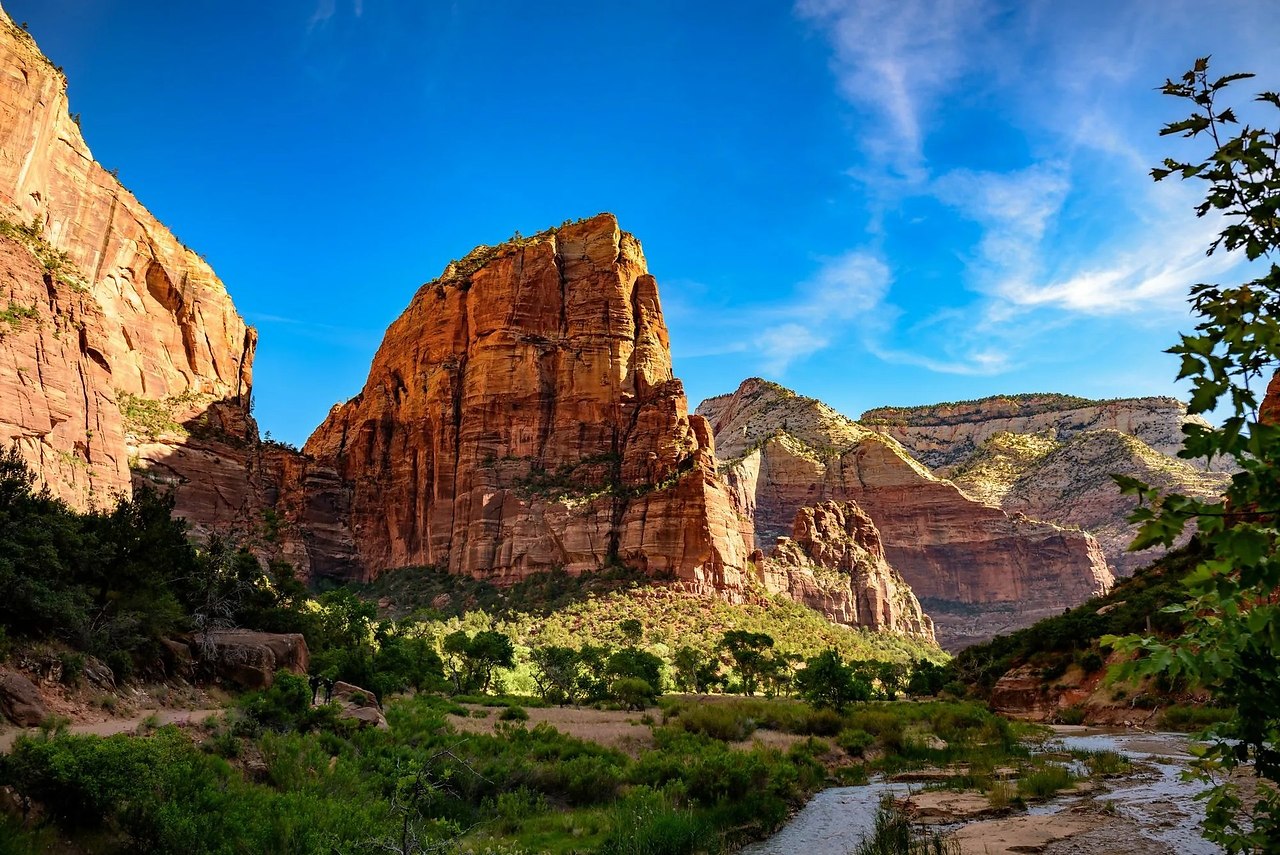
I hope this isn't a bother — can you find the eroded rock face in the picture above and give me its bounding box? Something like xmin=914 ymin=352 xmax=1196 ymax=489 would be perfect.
xmin=0 ymin=10 xmax=254 ymax=513
xmin=193 ymin=630 xmax=310 ymax=690
xmin=304 ymin=214 xmax=750 ymax=590
xmin=762 ymin=501 xmax=934 ymax=640
xmin=861 ymin=393 xmax=1223 ymax=471
xmin=945 ymin=428 xmax=1229 ymax=577
xmin=0 ymin=668 xmax=46 ymax=726
xmin=698 ymin=379 xmax=1113 ymax=648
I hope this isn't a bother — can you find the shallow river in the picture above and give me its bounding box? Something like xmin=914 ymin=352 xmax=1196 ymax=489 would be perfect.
xmin=740 ymin=728 xmax=1220 ymax=855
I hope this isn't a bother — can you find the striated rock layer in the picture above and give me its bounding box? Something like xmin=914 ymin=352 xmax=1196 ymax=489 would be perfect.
xmin=861 ymin=393 xmax=1223 ymax=471
xmin=865 ymin=392 xmax=1232 ymax=576
xmin=0 ymin=7 xmax=254 ymax=512
xmin=304 ymin=214 xmax=751 ymax=591
xmin=698 ymin=379 xmax=1113 ymax=648
xmin=760 ymin=501 xmax=934 ymax=641
xmin=945 ymin=428 xmax=1228 ymax=576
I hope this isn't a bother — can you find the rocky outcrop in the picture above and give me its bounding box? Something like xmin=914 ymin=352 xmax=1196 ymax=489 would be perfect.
xmin=946 ymin=429 xmax=1229 ymax=576
xmin=330 ymin=681 xmax=389 ymax=730
xmin=862 ymin=393 xmax=1223 ymax=471
xmin=761 ymin=501 xmax=934 ymax=640
xmin=1262 ymin=370 xmax=1280 ymax=428
xmin=0 ymin=8 xmax=254 ymax=513
xmin=699 ymin=379 xmax=1113 ymax=648
xmin=303 ymin=214 xmax=751 ymax=590
xmin=0 ymin=668 xmax=46 ymax=726
xmin=193 ymin=630 xmax=310 ymax=690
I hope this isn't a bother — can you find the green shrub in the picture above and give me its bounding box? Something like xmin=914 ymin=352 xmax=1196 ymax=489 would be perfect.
xmin=665 ymin=704 xmax=756 ymax=742
xmin=799 ymin=707 xmax=844 ymax=736
xmin=1159 ymin=704 xmax=1234 ymax=732
xmin=611 ymin=677 xmax=657 ymax=711
xmin=1056 ymin=706 xmax=1087 ymax=726
xmin=599 ymin=788 xmax=720 ymax=855
xmin=1017 ymin=764 xmax=1075 ymax=800
xmin=838 ymin=728 xmax=875 ymax=757
xmin=499 ymin=705 xmax=529 ymax=721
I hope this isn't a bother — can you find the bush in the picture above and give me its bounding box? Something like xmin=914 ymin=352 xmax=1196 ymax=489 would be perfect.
xmin=799 ymin=707 xmax=844 ymax=736
xmin=599 ymin=788 xmax=720 ymax=855
xmin=837 ymin=728 xmax=875 ymax=757
xmin=611 ymin=677 xmax=657 ymax=711
xmin=499 ymin=705 xmax=529 ymax=721
xmin=1055 ymin=706 xmax=1086 ymax=726
xmin=1017 ymin=764 xmax=1074 ymax=800
xmin=665 ymin=704 xmax=756 ymax=742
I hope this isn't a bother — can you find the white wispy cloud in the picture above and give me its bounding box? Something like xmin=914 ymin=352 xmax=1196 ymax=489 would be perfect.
xmin=795 ymin=0 xmax=989 ymax=177
xmin=308 ymin=0 xmax=363 ymax=31
xmin=788 ymin=0 xmax=1271 ymax=382
xmin=757 ymin=251 xmax=892 ymax=373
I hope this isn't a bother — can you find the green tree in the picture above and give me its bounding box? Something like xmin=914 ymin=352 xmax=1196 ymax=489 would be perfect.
xmin=795 ymin=650 xmax=870 ymax=712
xmin=441 ymin=629 xmax=514 ymax=694
xmin=907 ymin=659 xmax=948 ymax=698
xmin=1105 ymin=58 xmax=1280 ymax=853
xmin=605 ymin=647 xmax=663 ymax=694
xmin=672 ymin=645 xmax=722 ymax=694
xmin=530 ymin=645 xmax=583 ymax=705
xmin=618 ymin=618 xmax=643 ymax=646
xmin=720 ymin=630 xmax=774 ymax=696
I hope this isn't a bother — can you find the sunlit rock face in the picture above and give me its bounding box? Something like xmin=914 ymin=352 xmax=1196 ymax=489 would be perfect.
xmin=0 ymin=8 xmax=253 ymax=512
xmin=304 ymin=214 xmax=751 ymax=590
xmin=862 ymin=394 xmax=1231 ymax=577
xmin=760 ymin=500 xmax=936 ymax=642
xmin=699 ymin=380 xmax=1114 ymax=649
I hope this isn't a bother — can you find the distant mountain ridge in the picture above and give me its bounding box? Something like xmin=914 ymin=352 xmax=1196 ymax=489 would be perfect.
xmin=697 ymin=379 xmax=1113 ymax=649
xmin=861 ymin=392 xmax=1221 ymax=470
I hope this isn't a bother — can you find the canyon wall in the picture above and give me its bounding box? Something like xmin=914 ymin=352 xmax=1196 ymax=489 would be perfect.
xmin=0 ymin=9 xmax=254 ymax=512
xmin=863 ymin=393 xmax=1231 ymax=576
xmin=699 ymin=380 xmax=1113 ymax=648
xmin=303 ymin=215 xmax=751 ymax=592
xmin=861 ymin=394 xmax=1222 ymax=471
xmin=761 ymin=501 xmax=935 ymax=641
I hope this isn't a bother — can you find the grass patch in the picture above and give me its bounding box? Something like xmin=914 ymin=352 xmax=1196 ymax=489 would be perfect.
xmin=1159 ymin=704 xmax=1234 ymax=732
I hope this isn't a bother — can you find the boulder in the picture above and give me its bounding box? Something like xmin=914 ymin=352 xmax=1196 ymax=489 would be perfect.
xmin=0 ymin=669 xmax=47 ymax=726
xmin=194 ymin=630 xmax=309 ymax=690
xmin=331 ymin=681 xmax=388 ymax=730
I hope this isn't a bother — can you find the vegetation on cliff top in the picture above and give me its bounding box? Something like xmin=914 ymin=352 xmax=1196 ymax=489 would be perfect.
xmin=858 ymin=392 xmax=1183 ymax=427
xmin=0 ymin=215 xmax=88 ymax=292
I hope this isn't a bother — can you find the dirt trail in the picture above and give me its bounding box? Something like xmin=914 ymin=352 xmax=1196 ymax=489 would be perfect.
xmin=0 ymin=708 xmax=223 ymax=753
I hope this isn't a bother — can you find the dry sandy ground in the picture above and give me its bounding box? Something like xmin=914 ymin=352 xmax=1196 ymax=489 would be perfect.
xmin=445 ymin=704 xmax=811 ymax=756
xmin=0 ymin=708 xmax=221 ymax=753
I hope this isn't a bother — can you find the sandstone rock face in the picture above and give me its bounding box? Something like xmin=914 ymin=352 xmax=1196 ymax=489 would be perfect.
xmin=304 ymin=214 xmax=750 ymax=591
xmin=193 ymin=630 xmax=310 ymax=690
xmin=698 ymin=379 xmax=1113 ymax=648
xmin=330 ymin=681 xmax=389 ymax=730
xmin=1262 ymin=370 xmax=1280 ymax=428
xmin=761 ymin=501 xmax=934 ymax=640
xmin=0 ymin=9 xmax=255 ymax=513
xmin=862 ymin=393 xmax=1224 ymax=471
xmin=946 ymin=429 xmax=1229 ymax=576
xmin=0 ymin=668 xmax=46 ymax=726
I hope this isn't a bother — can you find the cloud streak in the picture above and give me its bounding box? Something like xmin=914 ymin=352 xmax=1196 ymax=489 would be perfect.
xmin=784 ymin=0 xmax=1268 ymax=383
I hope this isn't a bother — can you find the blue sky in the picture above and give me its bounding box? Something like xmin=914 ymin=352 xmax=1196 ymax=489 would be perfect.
xmin=10 ymin=1 xmax=1279 ymax=444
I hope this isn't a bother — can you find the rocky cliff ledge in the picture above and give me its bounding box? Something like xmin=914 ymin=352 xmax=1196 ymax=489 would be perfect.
xmin=761 ymin=501 xmax=935 ymax=641
xmin=0 ymin=8 xmax=254 ymax=510
xmin=861 ymin=393 xmax=1221 ymax=471
xmin=698 ymin=379 xmax=1114 ymax=648
xmin=303 ymin=215 xmax=750 ymax=590
xmin=862 ymin=391 xmax=1231 ymax=576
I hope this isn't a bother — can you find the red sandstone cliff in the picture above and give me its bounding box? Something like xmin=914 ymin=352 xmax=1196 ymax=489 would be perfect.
xmin=304 ymin=215 xmax=750 ymax=590
xmin=761 ymin=501 xmax=935 ymax=641
xmin=0 ymin=9 xmax=253 ymax=510
xmin=698 ymin=379 xmax=1114 ymax=648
